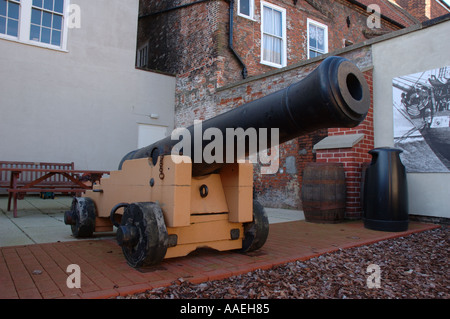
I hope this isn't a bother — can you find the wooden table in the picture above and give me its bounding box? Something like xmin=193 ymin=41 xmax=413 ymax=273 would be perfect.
xmin=0 ymin=167 xmax=109 ymax=218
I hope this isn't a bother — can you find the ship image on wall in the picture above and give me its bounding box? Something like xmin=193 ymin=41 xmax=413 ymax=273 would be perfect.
xmin=393 ymin=66 xmax=450 ymax=173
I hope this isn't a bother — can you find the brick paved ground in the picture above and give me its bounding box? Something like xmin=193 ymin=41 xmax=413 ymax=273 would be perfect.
xmin=0 ymin=220 xmax=437 ymax=299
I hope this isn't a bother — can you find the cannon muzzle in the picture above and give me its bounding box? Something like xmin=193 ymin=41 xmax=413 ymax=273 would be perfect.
xmin=120 ymin=56 xmax=370 ymax=176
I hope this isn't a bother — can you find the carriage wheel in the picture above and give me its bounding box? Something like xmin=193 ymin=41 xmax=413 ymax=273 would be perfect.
xmin=116 ymin=202 xmax=168 ymax=268
xmin=65 ymin=197 xmax=96 ymax=238
xmin=240 ymin=200 xmax=270 ymax=253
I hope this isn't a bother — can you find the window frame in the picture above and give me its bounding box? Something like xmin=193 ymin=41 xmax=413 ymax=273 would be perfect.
xmin=237 ymin=0 xmax=254 ymax=20
xmin=137 ymin=43 xmax=149 ymax=68
xmin=260 ymin=1 xmax=287 ymax=69
xmin=0 ymin=0 xmax=70 ymax=51
xmin=307 ymin=18 xmax=328 ymax=59
xmin=0 ymin=0 xmax=21 ymax=38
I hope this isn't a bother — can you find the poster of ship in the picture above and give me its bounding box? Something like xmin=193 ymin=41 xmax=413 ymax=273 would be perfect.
xmin=393 ymin=66 xmax=450 ymax=173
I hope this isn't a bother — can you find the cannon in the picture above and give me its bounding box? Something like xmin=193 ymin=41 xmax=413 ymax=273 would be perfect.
xmin=64 ymin=56 xmax=370 ymax=268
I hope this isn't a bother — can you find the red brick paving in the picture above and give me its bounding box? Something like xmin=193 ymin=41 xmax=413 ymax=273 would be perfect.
xmin=0 ymin=220 xmax=438 ymax=299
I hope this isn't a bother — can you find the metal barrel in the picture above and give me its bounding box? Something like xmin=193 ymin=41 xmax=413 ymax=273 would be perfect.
xmin=120 ymin=56 xmax=370 ymax=176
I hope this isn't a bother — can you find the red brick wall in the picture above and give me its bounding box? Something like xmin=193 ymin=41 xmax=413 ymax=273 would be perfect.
xmin=316 ymin=69 xmax=374 ymax=219
xmin=252 ymin=130 xmax=327 ymax=209
xmin=395 ymin=0 xmax=450 ymax=22
xmin=138 ymin=0 xmax=397 ymax=75
xmin=232 ymin=0 xmax=397 ymax=77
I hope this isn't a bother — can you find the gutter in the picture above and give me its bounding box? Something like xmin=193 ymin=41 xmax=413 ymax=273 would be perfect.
xmin=437 ymin=0 xmax=450 ymax=10
xmin=228 ymin=0 xmax=248 ymax=79
xmin=139 ymin=0 xmax=212 ymax=18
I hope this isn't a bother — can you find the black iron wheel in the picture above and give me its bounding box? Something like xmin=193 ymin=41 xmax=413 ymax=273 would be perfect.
xmin=118 ymin=202 xmax=168 ymax=268
xmin=240 ymin=200 xmax=269 ymax=253
xmin=68 ymin=197 xmax=96 ymax=238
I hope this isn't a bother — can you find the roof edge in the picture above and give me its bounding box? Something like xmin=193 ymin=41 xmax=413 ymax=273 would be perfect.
xmin=345 ymin=0 xmax=408 ymax=28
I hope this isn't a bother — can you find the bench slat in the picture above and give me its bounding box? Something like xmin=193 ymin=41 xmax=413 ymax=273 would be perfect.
xmin=8 ymin=188 xmax=84 ymax=193
xmin=0 ymin=161 xmax=75 ymax=187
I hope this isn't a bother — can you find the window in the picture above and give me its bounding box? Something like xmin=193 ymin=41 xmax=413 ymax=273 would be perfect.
xmin=137 ymin=44 xmax=148 ymax=68
xmin=307 ymin=18 xmax=328 ymax=59
xmin=0 ymin=0 xmax=20 ymax=37
xmin=30 ymin=0 xmax=64 ymax=46
xmin=261 ymin=2 xmax=286 ymax=68
xmin=238 ymin=0 xmax=254 ymax=19
xmin=0 ymin=0 xmax=69 ymax=50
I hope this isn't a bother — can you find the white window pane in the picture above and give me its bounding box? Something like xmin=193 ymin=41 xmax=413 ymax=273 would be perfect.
xmin=42 ymin=11 xmax=51 ymax=27
xmin=309 ymin=25 xmax=316 ymax=39
xmin=51 ymin=29 xmax=60 ymax=45
xmin=309 ymin=25 xmax=316 ymax=49
xmin=54 ymin=0 xmax=63 ymax=13
xmin=0 ymin=16 xmax=6 ymax=34
xmin=8 ymin=1 xmax=19 ymax=19
xmin=41 ymin=26 xmax=50 ymax=43
xmin=33 ymin=0 xmax=43 ymax=8
xmin=44 ymin=0 xmax=53 ymax=11
xmin=31 ymin=8 xmax=41 ymax=25
xmin=272 ymin=37 xmax=281 ymax=64
xmin=52 ymin=13 xmax=61 ymax=30
xmin=263 ymin=34 xmax=272 ymax=62
xmin=317 ymin=27 xmax=325 ymax=51
xmin=240 ymin=0 xmax=250 ymax=16
xmin=263 ymin=7 xmax=272 ymax=33
xmin=273 ymin=10 xmax=282 ymax=37
xmin=6 ymin=17 xmax=17 ymax=36
xmin=138 ymin=46 xmax=148 ymax=67
xmin=263 ymin=34 xmax=282 ymax=65
xmin=0 ymin=0 xmax=7 ymax=16
xmin=30 ymin=24 xmax=40 ymax=40
xmin=263 ymin=6 xmax=282 ymax=37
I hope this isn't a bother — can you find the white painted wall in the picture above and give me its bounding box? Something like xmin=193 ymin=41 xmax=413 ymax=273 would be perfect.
xmin=0 ymin=0 xmax=175 ymax=170
xmin=372 ymin=20 xmax=450 ymax=218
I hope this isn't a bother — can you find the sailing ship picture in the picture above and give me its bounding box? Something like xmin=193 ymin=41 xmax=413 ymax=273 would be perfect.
xmin=393 ymin=66 xmax=450 ymax=173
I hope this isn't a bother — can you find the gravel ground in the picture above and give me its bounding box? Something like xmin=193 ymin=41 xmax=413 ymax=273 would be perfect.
xmin=120 ymin=226 xmax=449 ymax=299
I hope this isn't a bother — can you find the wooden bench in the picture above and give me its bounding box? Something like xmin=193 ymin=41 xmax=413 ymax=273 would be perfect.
xmin=0 ymin=161 xmax=109 ymax=217
xmin=0 ymin=161 xmax=78 ymax=195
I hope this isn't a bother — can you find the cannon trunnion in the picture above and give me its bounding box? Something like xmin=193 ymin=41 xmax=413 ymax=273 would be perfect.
xmin=65 ymin=57 xmax=370 ymax=268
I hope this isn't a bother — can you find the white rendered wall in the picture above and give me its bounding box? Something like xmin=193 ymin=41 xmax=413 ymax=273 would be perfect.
xmin=0 ymin=0 xmax=175 ymax=170
xmin=372 ymin=20 xmax=450 ymax=218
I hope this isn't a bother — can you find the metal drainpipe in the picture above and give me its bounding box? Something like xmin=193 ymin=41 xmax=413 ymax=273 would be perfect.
xmin=229 ymin=0 xmax=248 ymax=79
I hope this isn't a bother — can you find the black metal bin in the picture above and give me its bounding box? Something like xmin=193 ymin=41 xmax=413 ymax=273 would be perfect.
xmin=363 ymin=147 xmax=409 ymax=232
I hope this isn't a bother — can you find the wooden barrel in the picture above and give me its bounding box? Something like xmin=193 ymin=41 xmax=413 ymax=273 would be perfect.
xmin=301 ymin=162 xmax=346 ymax=224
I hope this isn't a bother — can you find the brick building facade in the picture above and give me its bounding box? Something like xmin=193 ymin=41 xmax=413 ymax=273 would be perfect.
xmin=137 ymin=1 xmax=408 ymax=129
xmin=135 ymin=0 xmax=447 ymax=215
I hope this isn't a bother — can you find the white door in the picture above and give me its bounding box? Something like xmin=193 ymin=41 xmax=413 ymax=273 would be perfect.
xmin=137 ymin=124 xmax=167 ymax=148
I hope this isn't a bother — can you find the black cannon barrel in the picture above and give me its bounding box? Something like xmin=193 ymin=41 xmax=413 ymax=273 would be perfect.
xmin=120 ymin=56 xmax=370 ymax=176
